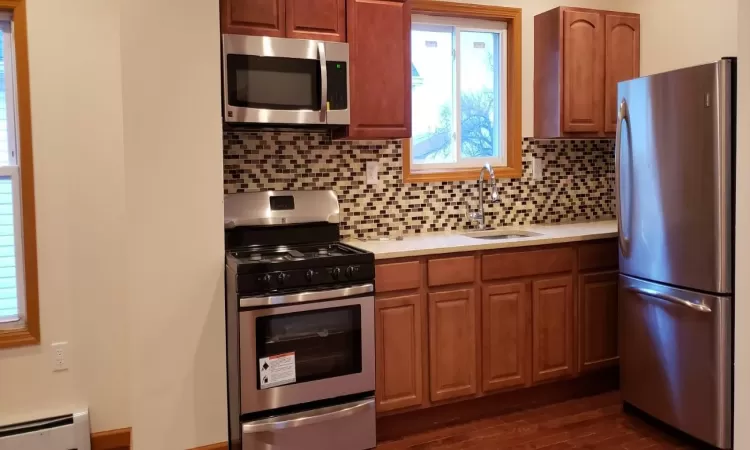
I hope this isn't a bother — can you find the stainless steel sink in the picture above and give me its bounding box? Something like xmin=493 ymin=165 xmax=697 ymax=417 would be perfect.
xmin=463 ymin=229 xmax=541 ymax=240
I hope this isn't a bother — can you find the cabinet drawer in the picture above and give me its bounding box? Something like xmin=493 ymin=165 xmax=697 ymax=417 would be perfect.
xmin=376 ymin=260 xmax=421 ymax=293
xmin=578 ymin=240 xmax=618 ymax=271
xmin=482 ymin=247 xmax=574 ymax=281
xmin=428 ymin=255 xmax=474 ymax=287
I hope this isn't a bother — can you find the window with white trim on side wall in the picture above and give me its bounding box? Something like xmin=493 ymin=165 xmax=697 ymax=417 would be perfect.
xmin=0 ymin=0 xmax=40 ymax=351
xmin=0 ymin=11 xmax=24 ymax=327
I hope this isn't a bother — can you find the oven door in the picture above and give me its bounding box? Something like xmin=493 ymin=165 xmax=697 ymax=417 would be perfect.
xmin=222 ymin=34 xmax=350 ymax=126
xmin=239 ymin=284 xmax=374 ymax=415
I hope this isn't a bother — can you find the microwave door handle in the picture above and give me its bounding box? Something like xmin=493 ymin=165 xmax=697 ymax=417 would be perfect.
xmin=318 ymin=42 xmax=328 ymax=123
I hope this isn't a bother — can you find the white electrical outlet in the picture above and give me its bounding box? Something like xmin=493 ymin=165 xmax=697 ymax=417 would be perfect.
xmin=532 ymin=157 xmax=544 ymax=181
xmin=366 ymin=161 xmax=379 ymax=185
xmin=51 ymin=342 xmax=69 ymax=372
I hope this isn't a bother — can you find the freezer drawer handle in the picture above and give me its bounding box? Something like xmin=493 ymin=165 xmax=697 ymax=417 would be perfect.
xmin=242 ymin=399 xmax=374 ymax=434
xmin=626 ymin=286 xmax=712 ymax=313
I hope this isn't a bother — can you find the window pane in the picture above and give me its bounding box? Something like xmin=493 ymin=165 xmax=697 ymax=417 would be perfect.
xmin=459 ymin=31 xmax=501 ymax=160
xmin=0 ymin=175 xmax=16 ymax=322
xmin=0 ymin=29 xmax=8 ymax=167
xmin=411 ymin=24 xmax=456 ymax=164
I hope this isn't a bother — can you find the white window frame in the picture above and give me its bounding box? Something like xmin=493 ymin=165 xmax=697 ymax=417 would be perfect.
xmin=0 ymin=13 xmax=25 ymax=329
xmin=410 ymin=14 xmax=508 ymax=172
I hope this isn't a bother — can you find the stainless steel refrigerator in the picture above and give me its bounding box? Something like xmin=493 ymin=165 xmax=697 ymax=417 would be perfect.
xmin=617 ymin=58 xmax=735 ymax=449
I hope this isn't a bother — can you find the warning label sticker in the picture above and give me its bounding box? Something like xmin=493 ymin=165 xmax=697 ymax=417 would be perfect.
xmin=259 ymin=352 xmax=296 ymax=389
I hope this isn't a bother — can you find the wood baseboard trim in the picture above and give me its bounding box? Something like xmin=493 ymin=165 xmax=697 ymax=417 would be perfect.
xmin=91 ymin=427 xmax=131 ymax=450
xmin=376 ymin=367 xmax=619 ymax=442
xmin=190 ymin=443 xmax=228 ymax=450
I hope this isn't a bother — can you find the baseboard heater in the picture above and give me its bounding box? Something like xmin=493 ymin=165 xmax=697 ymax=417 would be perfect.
xmin=0 ymin=410 xmax=90 ymax=450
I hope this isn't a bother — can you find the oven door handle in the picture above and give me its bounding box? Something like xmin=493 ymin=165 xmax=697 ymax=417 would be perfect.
xmin=239 ymin=283 xmax=374 ymax=308
xmin=242 ymin=399 xmax=374 ymax=434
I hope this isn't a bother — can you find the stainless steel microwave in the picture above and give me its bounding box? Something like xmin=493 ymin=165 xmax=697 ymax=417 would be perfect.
xmin=222 ymin=34 xmax=350 ymax=126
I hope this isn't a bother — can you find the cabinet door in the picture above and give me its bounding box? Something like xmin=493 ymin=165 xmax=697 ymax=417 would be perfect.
xmin=286 ymin=0 xmax=346 ymax=42
xmin=220 ymin=0 xmax=285 ymax=37
xmin=532 ymin=276 xmax=574 ymax=383
xmin=482 ymin=282 xmax=530 ymax=393
xmin=562 ymin=9 xmax=604 ymax=134
xmin=604 ymin=14 xmax=640 ymax=133
xmin=429 ymin=288 xmax=477 ymax=402
xmin=376 ymin=294 xmax=424 ymax=412
xmin=346 ymin=0 xmax=411 ymax=139
xmin=578 ymin=271 xmax=619 ymax=372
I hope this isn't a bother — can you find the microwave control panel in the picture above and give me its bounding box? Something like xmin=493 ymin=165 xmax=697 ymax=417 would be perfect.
xmin=326 ymin=61 xmax=348 ymax=111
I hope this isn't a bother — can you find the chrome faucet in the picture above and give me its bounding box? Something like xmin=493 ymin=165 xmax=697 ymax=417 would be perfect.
xmin=464 ymin=163 xmax=499 ymax=230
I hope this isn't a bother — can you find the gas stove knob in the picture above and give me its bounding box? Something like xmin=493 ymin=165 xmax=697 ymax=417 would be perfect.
xmin=331 ymin=267 xmax=342 ymax=280
xmin=277 ymin=273 xmax=286 ymax=285
xmin=346 ymin=266 xmax=356 ymax=278
xmin=305 ymin=269 xmax=314 ymax=282
xmin=261 ymin=274 xmax=272 ymax=285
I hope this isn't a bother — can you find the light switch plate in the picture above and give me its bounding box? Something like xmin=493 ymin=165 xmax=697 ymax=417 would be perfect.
xmin=533 ymin=157 xmax=543 ymax=180
xmin=366 ymin=161 xmax=379 ymax=185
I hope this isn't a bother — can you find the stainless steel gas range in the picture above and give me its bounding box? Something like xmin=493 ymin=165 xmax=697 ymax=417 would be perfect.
xmin=224 ymin=190 xmax=376 ymax=450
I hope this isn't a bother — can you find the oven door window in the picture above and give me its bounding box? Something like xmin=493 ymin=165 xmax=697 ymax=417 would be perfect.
xmin=226 ymin=54 xmax=322 ymax=110
xmin=255 ymin=305 xmax=362 ymax=388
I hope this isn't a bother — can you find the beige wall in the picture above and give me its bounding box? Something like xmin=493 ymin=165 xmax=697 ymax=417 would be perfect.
xmin=0 ymin=0 xmax=129 ymax=432
xmin=0 ymin=1 xmax=225 ymax=448
xmin=120 ymin=0 xmax=226 ymax=447
xmin=734 ymin=0 xmax=749 ymax=446
xmin=628 ymin=0 xmax=738 ymax=75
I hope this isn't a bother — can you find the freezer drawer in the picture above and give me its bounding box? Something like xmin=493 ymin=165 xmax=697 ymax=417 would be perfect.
xmin=619 ymin=275 xmax=732 ymax=448
xmin=241 ymin=398 xmax=375 ymax=450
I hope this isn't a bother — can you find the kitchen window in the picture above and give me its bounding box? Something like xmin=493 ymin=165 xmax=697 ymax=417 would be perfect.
xmin=405 ymin=2 xmax=522 ymax=182
xmin=0 ymin=1 xmax=40 ymax=350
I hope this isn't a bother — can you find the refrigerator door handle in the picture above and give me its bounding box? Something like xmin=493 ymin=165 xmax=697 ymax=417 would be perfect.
xmin=615 ymin=99 xmax=632 ymax=256
xmin=625 ymin=286 xmax=712 ymax=313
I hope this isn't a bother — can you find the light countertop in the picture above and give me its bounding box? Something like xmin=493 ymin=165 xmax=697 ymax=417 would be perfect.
xmin=346 ymin=220 xmax=618 ymax=260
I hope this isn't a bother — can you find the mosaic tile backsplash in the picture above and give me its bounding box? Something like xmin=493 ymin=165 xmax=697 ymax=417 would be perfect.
xmin=224 ymin=131 xmax=616 ymax=240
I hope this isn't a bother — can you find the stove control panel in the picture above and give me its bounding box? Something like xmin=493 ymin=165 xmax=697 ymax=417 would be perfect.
xmin=237 ymin=264 xmax=375 ymax=294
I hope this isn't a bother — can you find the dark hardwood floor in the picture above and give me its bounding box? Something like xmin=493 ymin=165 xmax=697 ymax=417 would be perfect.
xmin=376 ymin=391 xmax=705 ymax=449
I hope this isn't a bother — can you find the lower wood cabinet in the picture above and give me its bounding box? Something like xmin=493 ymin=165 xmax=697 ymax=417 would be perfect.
xmin=373 ymin=239 xmax=618 ymax=415
xmin=375 ymin=294 xmax=424 ymax=412
xmin=532 ymin=276 xmax=575 ymax=383
xmin=428 ymin=288 xmax=477 ymax=402
xmin=578 ymin=271 xmax=619 ymax=372
xmin=481 ymin=282 xmax=531 ymax=393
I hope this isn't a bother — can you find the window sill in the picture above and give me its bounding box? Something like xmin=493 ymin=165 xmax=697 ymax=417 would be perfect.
xmin=404 ymin=165 xmax=522 ymax=183
xmin=0 ymin=326 xmax=39 ymax=349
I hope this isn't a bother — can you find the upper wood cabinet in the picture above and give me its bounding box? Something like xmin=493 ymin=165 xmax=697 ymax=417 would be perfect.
xmin=221 ymin=0 xmax=346 ymax=42
xmin=345 ymin=0 xmax=411 ymax=139
xmin=562 ymin=9 xmax=604 ymax=134
xmin=604 ymin=14 xmax=640 ymax=133
xmin=375 ymin=294 xmax=424 ymax=412
xmin=532 ymin=276 xmax=575 ymax=383
xmin=221 ymin=0 xmax=286 ymax=37
xmin=482 ymin=282 xmax=530 ymax=393
xmin=287 ymin=0 xmax=347 ymax=41
xmin=534 ymin=7 xmax=639 ymax=137
xmin=428 ymin=288 xmax=477 ymax=402
xmin=578 ymin=271 xmax=619 ymax=372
